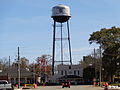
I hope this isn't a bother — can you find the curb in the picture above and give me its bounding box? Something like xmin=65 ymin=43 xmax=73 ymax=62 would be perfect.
xmin=14 ymin=88 xmax=22 ymax=90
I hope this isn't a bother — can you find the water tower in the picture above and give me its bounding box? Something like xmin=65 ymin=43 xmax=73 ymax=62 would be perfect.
xmin=51 ymin=4 xmax=72 ymax=75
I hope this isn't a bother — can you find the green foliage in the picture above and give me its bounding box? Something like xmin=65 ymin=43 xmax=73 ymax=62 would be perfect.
xmin=82 ymin=55 xmax=94 ymax=68
xmin=83 ymin=66 xmax=95 ymax=81
xmin=20 ymin=57 xmax=29 ymax=68
xmin=89 ymin=26 xmax=120 ymax=82
xmin=89 ymin=27 xmax=120 ymax=49
xmin=82 ymin=53 xmax=101 ymax=82
xmin=11 ymin=57 xmax=29 ymax=69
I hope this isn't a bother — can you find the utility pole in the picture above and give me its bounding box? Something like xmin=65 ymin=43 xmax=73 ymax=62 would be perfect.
xmin=18 ymin=47 xmax=20 ymax=89
xmin=9 ymin=56 xmax=10 ymax=69
xmin=94 ymin=48 xmax=97 ymax=82
xmin=8 ymin=56 xmax=10 ymax=83
xmin=99 ymin=46 xmax=102 ymax=86
xmin=33 ymin=61 xmax=36 ymax=84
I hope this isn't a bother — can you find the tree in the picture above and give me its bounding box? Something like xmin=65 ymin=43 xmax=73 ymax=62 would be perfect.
xmin=20 ymin=57 xmax=29 ymax=69
xmin=12 ymin=57 xmax=29 ymax=69
xmin=0 ymin=57 xmax=9 ymax=70
xmin=82 ymin=55 xmax=95 ymax=82
xmin=82 ymin=49 xmax=101 ymax=83
xmin=89 ymin=27 xmax=120 ymax=82
xmin=29 ymin=55 xmax=52 ymax=83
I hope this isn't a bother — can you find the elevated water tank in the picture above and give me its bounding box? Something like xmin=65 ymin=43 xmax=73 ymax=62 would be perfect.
xmin=51 ymin=4 xmax=71 ymax=23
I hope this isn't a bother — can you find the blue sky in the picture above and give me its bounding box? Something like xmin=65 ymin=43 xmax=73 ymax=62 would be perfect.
xmin=0 ymin=0 xmax=120 ymax=64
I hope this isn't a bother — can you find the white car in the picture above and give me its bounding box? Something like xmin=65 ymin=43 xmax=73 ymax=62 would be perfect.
xmin=108 ymin=85 xmax=120 ymax=89
xmin=0 ymin=80 xmax=13 ymax=90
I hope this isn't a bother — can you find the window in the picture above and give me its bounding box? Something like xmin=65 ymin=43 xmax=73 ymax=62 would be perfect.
xmin=78 ymin=70 xmax=80 ymax=75
xmin=65 ymin=71 xmax=67 ymax=75
xmin=74 ymin=70 xmax=76 ymax=75
xmin=69 ymin=66 xmax=71 ymax=69
xmin=61 ymin=70 xmax=63 ymax=75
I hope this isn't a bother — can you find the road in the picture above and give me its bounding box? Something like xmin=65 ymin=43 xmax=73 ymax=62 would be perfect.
xmin=20 ymin=85 xmax=103 ymax=90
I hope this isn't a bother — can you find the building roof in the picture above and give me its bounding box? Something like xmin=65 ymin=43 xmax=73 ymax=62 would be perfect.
xmin=0 ymin=67 xmax=34 ymax=78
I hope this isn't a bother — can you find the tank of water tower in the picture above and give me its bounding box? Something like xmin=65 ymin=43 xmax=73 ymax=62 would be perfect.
xmin=51 ymin=4 xmax=71 ymax=23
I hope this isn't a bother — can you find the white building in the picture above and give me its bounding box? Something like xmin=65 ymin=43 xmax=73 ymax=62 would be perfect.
xmin=57 ymin=64 xmax=83 ymax=76
xmin=48 ymin=64 xmax=83 ymax=84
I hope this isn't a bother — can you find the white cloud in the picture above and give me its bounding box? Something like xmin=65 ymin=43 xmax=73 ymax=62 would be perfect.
xmin=72 ymin=47 xmax=94 ymax=52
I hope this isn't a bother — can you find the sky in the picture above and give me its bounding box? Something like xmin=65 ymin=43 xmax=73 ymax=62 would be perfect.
xmin=0 ymin=0 xmax=120 ymax=64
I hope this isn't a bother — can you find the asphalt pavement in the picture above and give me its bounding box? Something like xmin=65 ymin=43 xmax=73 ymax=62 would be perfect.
xmin=14 ymin=85 xmax=103 ymax=90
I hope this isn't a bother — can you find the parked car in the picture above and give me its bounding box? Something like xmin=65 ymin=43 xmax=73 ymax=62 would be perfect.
xmin=0 ymin=80 xmax=13 ymax=90
xmin=62 ymin=81 xmax=70 ymax=88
